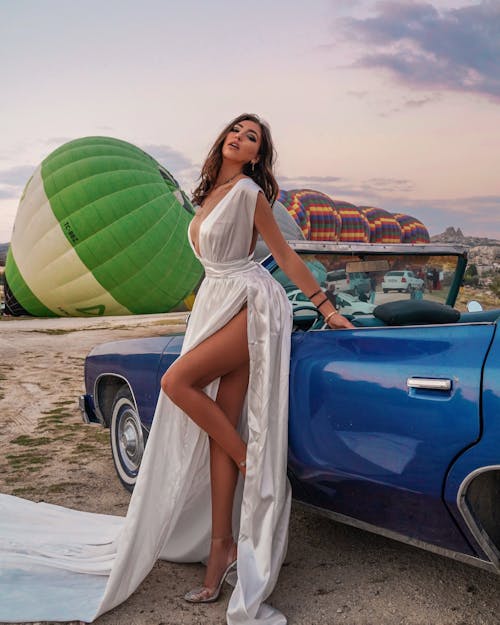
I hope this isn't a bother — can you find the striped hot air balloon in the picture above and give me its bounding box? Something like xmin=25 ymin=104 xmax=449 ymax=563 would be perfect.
xmin=277 ymin=189 xmax=341 ymax=241
xmin=4 ymin=137 xmax=203 ymax=317
xmin=332 ymin=200 xmax=371 ymax=243
xmin=253 ymin=199 xmax=305 ymax=261
xmin=277 ymin=189 xmax=311 ymax=238
xmin=393 ymin=213 xmax=430 ymax=244
xmin=360 ymin=206 xmax=402 ymax=243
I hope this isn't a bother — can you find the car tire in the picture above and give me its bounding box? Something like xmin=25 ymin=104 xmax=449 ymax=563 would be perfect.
xmin=383 ymin=289 xmax=388 ymax=293
xmin=110 ymin=387 xmax=146 ymax=492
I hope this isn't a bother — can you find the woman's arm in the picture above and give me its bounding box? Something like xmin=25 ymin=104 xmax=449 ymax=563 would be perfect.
xmin=254 ymin=192 xmax=354 ymax=330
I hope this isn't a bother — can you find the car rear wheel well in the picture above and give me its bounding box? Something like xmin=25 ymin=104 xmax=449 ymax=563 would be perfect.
xmin=462 ymin=468 xmax=500 ymax=564
xmin=95 ymin=375 xmax=133 ymax=426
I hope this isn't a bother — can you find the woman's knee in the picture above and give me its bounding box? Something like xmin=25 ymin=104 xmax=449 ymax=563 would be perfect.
xmin=161 ymin=367 xmax=184 ymax=404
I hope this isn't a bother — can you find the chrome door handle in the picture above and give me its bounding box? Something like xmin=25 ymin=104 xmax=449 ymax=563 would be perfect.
xmin=407 ymin=377 xmax=452 ymax=391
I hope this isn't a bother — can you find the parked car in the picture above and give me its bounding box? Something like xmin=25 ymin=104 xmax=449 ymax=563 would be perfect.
xmin=80 ymin=242 xmax=500 ymax=576
xmin=325 ymin=269 xmax=349 ymax=293
xmin=286 ymin=288 xmax=318 ymax=322
xmin=325 ymin=269 xmax=370 ymax=296
xmin=382 ymin=270 xmax=424 ymax=293
xmin=335 ymin=291 xmax=375 ymax=315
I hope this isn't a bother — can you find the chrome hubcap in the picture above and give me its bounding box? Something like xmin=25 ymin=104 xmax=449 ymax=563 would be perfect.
xmin=117 ymin=410 xmax=144 ymax=473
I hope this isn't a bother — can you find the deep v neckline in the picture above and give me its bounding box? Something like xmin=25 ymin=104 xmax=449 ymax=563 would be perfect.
xmin=188 ymin=178 xmax=246 ymax=257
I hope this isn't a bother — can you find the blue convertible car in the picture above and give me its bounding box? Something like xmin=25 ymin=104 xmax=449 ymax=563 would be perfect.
xmin=80 ymin=242 xmax=500 ymax=575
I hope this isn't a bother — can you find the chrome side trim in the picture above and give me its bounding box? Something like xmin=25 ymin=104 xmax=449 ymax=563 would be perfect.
xmin=295 ymin=500 xmax=496 ymax=574
xmin=407 ymin=378 xmax=452 ymax=391
xmin=93 ymin=373 xmax=139 ymax=426
xmin=457 ymin=465 xmax=500 ymax=569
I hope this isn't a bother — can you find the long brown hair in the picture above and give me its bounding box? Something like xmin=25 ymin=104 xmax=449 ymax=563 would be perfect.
xmin=192 ymin=113 xmax=279 ymax=206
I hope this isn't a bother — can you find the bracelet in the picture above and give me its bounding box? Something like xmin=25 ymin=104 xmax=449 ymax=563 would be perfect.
xmin=324 ymin=310 xmax=338 ymax=323
xmin=315 ymin=296 xmax=329 ymax=309
xmin=307 ymin=288 xmax=323 ymax=300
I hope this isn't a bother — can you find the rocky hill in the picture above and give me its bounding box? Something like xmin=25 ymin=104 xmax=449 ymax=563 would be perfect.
xmin=431 ymin=226 xmax=500 ymax=247
xmin=431 ymin=227 xmax=500 ymax=272
xmin=0 ymin=243 xmax=9 ymax=266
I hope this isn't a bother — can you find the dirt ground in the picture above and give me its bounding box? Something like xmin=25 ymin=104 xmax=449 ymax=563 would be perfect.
xmin=1 ymin=313 xmax=500 ymax=625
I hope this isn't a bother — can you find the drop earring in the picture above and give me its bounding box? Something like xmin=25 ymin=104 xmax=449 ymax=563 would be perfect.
xmin=251 ymin=162 xmax=255 ymax=172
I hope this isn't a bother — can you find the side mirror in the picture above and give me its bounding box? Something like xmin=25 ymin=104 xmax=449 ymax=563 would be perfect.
xmin=467 ymin=300 xmax=483 ymax=312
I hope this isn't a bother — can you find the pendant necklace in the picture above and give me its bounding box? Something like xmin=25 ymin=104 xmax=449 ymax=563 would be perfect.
xmin=214 ymin=172 xmax=240 ymax=189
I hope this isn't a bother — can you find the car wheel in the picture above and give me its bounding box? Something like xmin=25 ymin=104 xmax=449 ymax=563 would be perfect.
xmin=383 ymin=289 xmax=388 ymax=293
xmin=110 ymin=387 xmax=145 ymax=492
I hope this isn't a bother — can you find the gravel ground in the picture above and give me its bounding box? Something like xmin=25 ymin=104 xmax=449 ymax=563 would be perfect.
xmin=1 ymin=313 xmax=500 ymax=625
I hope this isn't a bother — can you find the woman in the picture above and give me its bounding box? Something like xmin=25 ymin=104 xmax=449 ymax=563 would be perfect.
xmin=0 ymin=114 xmax=352 ymax=625
xmin=160 ymin=113 xmax=353 ymax=608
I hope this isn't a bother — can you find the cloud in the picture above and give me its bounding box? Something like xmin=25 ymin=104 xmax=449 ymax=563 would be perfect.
xmin=278 ymin=175 xmax=343 ymax=185
xmin=0 ymin=165 xmax=36 ymax=187
xmin=403 ymin=95 xmax=436 ymax=108
xmin=347 ymin=90 xmax=369 ymax=98
xmin=278 ymin=175 xmax=413 ymax=196
xmin=0 ymin=165 xmax=34 ymax=201
xmin=140 ymin=143 xmax=196 ymax=174
xmin=44 ymin=137 xmax=74 ymax=146
xmin=381 ymin=195 xmax=500 ymax=238
xmin=0 ymin=188 xmax=19 ymax=199
xmin=278 ymin=173 xmax=500 ymax=238
xmin=342 ymin=1 xmax=500 ymax=100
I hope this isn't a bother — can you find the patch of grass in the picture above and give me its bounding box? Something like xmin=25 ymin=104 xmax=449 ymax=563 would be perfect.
xmin=12 ymin=486 xmax=37 ymax=496
xmin=53 ymin=433 xmax=77 ymax=441
xmin=46 ymin=481 xmax=81 ymax=493
xmin=36 ymin=408 xmax=74 ymax=431
xmin=6 ymin=452 xmax=49 ymax=469
xmin=88 ymin=429 xmax=109 ymax=444
xmin=10 ymin=435 xmax=51 ymax=447
xmin=40 ymin=408 xmax=73 ymax=419
xmin=74 ymin=443 xmax=98 ymax=453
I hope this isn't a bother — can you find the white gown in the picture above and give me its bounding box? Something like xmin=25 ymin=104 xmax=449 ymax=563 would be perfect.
xmin=0 ymin=177 xmax=293 ymax=625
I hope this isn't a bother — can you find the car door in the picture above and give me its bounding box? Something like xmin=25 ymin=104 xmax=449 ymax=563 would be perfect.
xmin=288 ymin=322 xmax=496 ymax=553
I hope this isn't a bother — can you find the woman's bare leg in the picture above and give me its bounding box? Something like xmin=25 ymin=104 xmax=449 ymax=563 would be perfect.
xmin=203 ymin=360 xmax=249 ymax=589
xmin=161 ymin=308 xmax=249 ymax=470
xmin=161 ymin=308 xmax=250 ymax=596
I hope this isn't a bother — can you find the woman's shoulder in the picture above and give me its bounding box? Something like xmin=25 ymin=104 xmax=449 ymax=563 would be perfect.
xmin=236 ymin=176 xmax=263 ymax=199
xmin=237 ymin=176 xmax=262 ymax=190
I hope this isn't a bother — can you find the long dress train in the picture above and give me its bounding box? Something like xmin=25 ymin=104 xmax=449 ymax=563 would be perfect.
xmin=0 ymin=177 xmax=293 ymax=625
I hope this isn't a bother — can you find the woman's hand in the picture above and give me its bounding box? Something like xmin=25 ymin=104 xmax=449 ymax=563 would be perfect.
xmin=325 ymin=312 xmax=355 ymax=330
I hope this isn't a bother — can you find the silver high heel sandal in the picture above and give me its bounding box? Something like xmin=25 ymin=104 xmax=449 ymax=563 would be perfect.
xmin=184 ymin=538 xmax=237 ymax=604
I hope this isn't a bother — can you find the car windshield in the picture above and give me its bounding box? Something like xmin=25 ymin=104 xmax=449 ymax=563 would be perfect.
xmin=269 ymin=250 xmax=462 ymax=316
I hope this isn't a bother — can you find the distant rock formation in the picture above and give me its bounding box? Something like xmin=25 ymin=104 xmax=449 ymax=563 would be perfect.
xmin=431 ymin=228 xmax=500 ymax=275
xmin=431 ymin=227 xmax=500 ymax=247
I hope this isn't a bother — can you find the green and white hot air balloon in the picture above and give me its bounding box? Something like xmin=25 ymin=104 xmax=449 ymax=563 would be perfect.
xmin=4 ymin=137 xmax=202 ymax=316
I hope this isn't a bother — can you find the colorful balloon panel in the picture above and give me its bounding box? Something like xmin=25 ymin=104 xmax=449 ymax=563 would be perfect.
xmin=332 ymin=200 xmax=371 ymax=243
xmin=5 ymin=136 xmax=203 ymax=316
xmin=393 ymin=213 xmax=430 ymax=244
xmin=253 ymin=200 xmax=305 ymax=262
xmin=360 ymin=206 xmax=402 ymax=243
xmin=277 ymin=189 xmax=311 ymax=239
xmin=277 ymin=189 xmax=341 ymax=241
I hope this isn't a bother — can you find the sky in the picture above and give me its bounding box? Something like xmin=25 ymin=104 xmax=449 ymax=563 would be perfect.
xmin=1 ymin=0 xmax=499 ymax=242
